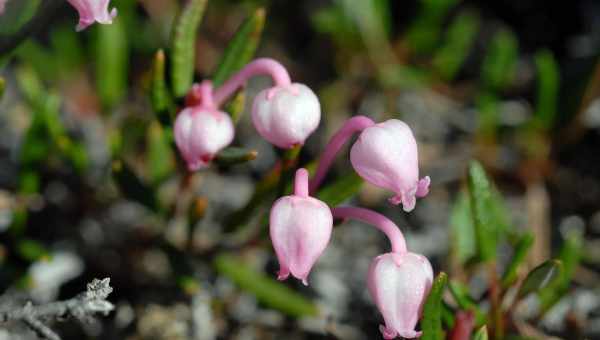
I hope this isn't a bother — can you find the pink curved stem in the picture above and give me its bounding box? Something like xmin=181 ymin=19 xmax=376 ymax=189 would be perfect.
xmin=331 ymin=206 xmax=407 ymax=254
xmin=213 ymin=58 xmax=292 ymax=107
xmin=309 ymin=116 xmax=375 ymax=194
xmin=294 ymin=168 xmax=309 ymax=198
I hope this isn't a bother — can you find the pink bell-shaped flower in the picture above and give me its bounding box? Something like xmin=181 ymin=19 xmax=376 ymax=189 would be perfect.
xmin=0 ymin=0 xmax=6 ymax=15
xmin=251 ymin=83 xmax=321 ymax=149
xmin=368 ymin=252 xmax=434 ymax=339
xmin=350 ymin=119 xmax=430 ymax=212
xmin=269 ymin=168 xmax=332 ymax=285
xmin=67 ymin=0 xmax=117 ymax=31
xmin=173 ymin=107 xmax=234 ymax=171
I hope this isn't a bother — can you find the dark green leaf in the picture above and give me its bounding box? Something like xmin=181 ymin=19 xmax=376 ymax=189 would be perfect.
xmin=170 ymin=0 xmax=207 ymax=97
xmin=18 ymin=170 xmax=39 ymax=195
xmin=441 ymin=302 xmax=455 ymax=329
xmin=213 ymin=253 xmax=318 ymax=317
xmin=15 ymin=40 xmax=54 ymax=81
xmin=64 ymin=141 xmax=89 ymax=174
xmin=215 ymin=147 xmax=258 ymax=166
xmin=225 ymin=91 xmax=246 ymax=124
xmin=406 ymin=0 xmax=459 ymax=54
xmin=477 ymin=91 xmax=500 ymax=138
xmin=212 ymin=8 xmax=265 ymax=87
xmin=146 ymin=121 xmax=175 ymax=184
xmin=467 ymin=161 xmax=499 ymax=262
xmin=450 ymin=191 xmax=476 ymax=264
xmin=517 ymin=259 xmax=562 ymax=299
xmin=17 ymin=239 xmax=49 ymax=262
xmin=539 ymin=229 xmax=583 ymax=312
xmin=0 ymin=77 xmax=5 ymax=101
xmin=316 ymin=172 xmax=363 ymax=207
xmin=150 ymin=49 xmax=173 ymax=116
xmin=532 ymin=50 xmax=560 ymax=130
xmin=94 ymin=16 xmax=129 ymax=108
xmin=433 ymin=11 xmax=480 ymax=80
xmin=0 ymin=0 xmax=41 ymax=35
xmin=448 ymin=280 xmax=486 ymax=326
xmin=15 ymin=64 xmax=43 ymax=104
xmin=481 ymin=28 xmax=518 ymax=91
xmin=501 ymin=232 xmax=535 ymax=288
xmin=421 ymin=272 xmax=448 ymax=340
xmin=112 ymin=159 xmax=157 ymax=210
xmin=50 ymin=24 xmax=84 ymax=78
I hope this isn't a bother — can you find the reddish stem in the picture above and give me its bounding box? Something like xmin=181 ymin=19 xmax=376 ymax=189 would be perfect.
xmin=449 ymin=311 xmax=475 ymax=340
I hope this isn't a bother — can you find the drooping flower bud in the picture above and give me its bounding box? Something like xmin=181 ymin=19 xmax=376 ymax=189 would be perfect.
xmin=67 ymin=0 xmax=117 ymax=31
xmin=350 ymin=119 xmax=430 ymax=212
xmin=269 ymin=168 xmax=332 ymax=285
xmin=252 ymin=83 xmax=321 ymax=149
xmin=173 ymin=107 xmax=234 ymax=171
xmin=368 ymin=252 xmax=434 ymax=339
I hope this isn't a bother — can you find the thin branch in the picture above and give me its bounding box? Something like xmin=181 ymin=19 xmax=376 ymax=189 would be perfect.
xmin=0 ymin=278 xmax=115 ymax=340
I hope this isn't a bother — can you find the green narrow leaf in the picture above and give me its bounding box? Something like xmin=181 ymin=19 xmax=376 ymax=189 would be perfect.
xmin=170 ymin=0 xmax=207 ymax=97
xmin=421 ymin=272 xmax=448 ymax=340
xmin=441 ymin=302 xmax=455 ymax=329
xmin=214 ymin=147 xmax=258 ymax=166
xmin=406 ymin=0 xmax=459 ymax=54
xmin=481 ymin=28 xmax=518 ymax=91
xmin=476 ymin=92 xmax=500 ymax=138
xmin=150 ymin=49 xmax=173 ymax=117
xmin=17 ymin=239 xmax=49 ymax=262
xmin=146 ymin=121 xmax=175 ymax=184
xmin=213 ymin=253 xmax=318 ymax=318
xmin=501 ymin=232 xmax=535 ymax=288
xmin=517 ymin=259 xmax=562 ymax=299
xmin=225 ymin=91 xmax=246 ymax=124
xmin=94 ymin=15 xmax=129 ymax=108
xmin=467 ymin=161 xmax=500 ymax=262
xmin=473 ymin=326 xmax=489 ymax=340
xmin=112 ymin=159 xmax=157 ymax=210
xmin=50 ymin=25 xmax=84 ymax=78
xmin=0 ymin=77 xmax=5 ymax=100
xmin=433 ymin=11 xmax=480 ymax=80
xmin=212 ymin=8 xmax=266 ymax=87
xmin=18 ymin=170 xmax=39 ymax=195
xmin=64 ymin=141 xmax=89 ymax=174
xmin=532 ymin=49 xmax=560 ymax=130
xmin=15 ymin=64 xmax=43 ymax=104
xmin=0 ymin=0 xmax=41 ymax=35
xmin=448 ymin=281 xmax=486 ymax=326
xmin=15 ymin=39 xmax=59 ymax=82
xmin=539 ymin=230 xmax=583 ymax=312
xmin=316 ymin=172 xmax=363 ymax=207
xmin=450 ymin=191 xmax=476 ymax=264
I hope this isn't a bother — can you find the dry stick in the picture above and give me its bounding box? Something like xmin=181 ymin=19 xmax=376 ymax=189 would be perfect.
xmin=0 ymin=278 xmax=114 ymax=340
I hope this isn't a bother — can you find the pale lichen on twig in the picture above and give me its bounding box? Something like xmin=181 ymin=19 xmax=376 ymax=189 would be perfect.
xmin=0 ymin=278 xmax=115 ymax=340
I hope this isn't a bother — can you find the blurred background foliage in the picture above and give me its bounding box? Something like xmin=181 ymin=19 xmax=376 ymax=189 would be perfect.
xmin=0 ymin=0 xmax=599 ymax=339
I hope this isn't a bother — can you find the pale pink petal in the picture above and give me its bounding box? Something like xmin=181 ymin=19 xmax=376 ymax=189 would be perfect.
xmin=368 ymin=252 xmax=434 ymax=339
xmin=67 ymin=0 xmax=118 ymax=31
xmin=270 ymin=195 xmax=332 ymax=284
xmin=350 ymin=119 xmax=429 ymax=212
xmin=252 ymin=83 xmax=320 ymax=149
xmin=173 ymin=108 xmax=234 ymax=171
